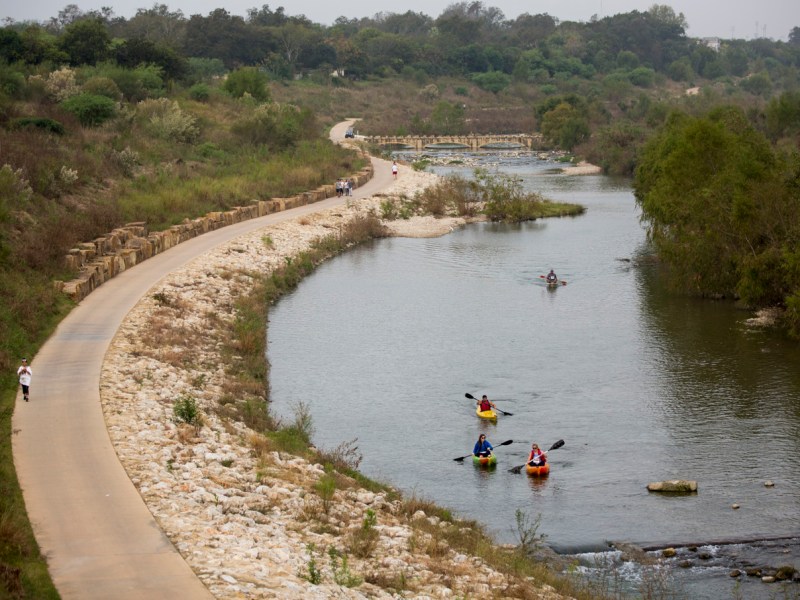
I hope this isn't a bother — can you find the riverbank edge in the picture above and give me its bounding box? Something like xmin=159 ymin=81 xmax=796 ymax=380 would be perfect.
xmin=99 ymin=167 xmax=585 ymax=598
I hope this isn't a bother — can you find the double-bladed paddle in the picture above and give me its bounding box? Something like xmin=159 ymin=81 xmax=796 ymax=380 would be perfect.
xmin=465 ymin=392 xmax=513 ymax=416
xmin=508 ymin=439 xmax=565 ymax=473
xmin=538 ymin=275 xmax=567 ymax=285
xmin=453 ymin=439 xmax=513 ymax=462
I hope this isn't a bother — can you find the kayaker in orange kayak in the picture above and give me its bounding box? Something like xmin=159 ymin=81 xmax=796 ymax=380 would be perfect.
xmin=527 ymin=443 xmax=547 ymax=467
xmin=477 ymin=394 xmax=496 ymax=412
xmin=473 ymin=434 xmax=494 ymax=458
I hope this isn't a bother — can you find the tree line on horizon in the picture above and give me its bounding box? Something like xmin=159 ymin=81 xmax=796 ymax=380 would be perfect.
xmin=1 ymin=2 xmax=799 ymax=86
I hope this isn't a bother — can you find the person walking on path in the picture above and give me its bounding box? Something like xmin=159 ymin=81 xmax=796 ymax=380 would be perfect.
xmin=17 ymin=358 xmax=31 ymax=402
xmin=392 ymin=161 xmax=398 ymax=179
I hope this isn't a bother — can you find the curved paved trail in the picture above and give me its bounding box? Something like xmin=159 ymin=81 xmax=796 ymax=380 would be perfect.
xmin=12 ymin=120 xmax=394 ymax=599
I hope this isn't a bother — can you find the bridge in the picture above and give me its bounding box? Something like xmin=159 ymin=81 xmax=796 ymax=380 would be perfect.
xmin=363 ymin=133 xmax=545 ymax=151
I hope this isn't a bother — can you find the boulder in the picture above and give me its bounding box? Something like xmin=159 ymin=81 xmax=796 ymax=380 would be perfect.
xmin=646 ymin=480 xmax=698 ymax=493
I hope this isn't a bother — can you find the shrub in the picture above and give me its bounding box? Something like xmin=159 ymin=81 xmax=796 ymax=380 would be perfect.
xmin=231 ymin=102 xmax=316 ymax=150
xmin=187 ymin=57 xmax=226 ymax=82
xmin=82 ymin=62 xmax=164 ymax=102
xmin=10 ymin=118 xmax=65 ymax=135
xmin=82 ymin=76 xmax=122 ymax=100
xmin=472 ymin=71 xmax=511 ymax=94
xmin=224 ymin=67 xmax=270 ymax=101
xmin=188 ymin=83 xmax=210 ymax=102
xmin=172 ymin=395 xmax=202 ymax=429
xmin=60 ymin=93 xmax=116 ymax=126
xmin=137 ymin=97 xmax=199 ymax=143
xmin=0 ymin=66 xmax=26 ymax=98
xmin=110 ymin=147 xmax=140 ymax=176
xmin=346 ymin=509 xmax=379 ymax=558
xmin=44 ymin=67 xmax=80 ymax=101
xmin=314 ymin=474 xmax=337 ymax=514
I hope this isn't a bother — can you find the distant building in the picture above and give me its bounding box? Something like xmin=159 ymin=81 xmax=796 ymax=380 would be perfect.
xmin=701 ymin=37 xmax=721 ymax=52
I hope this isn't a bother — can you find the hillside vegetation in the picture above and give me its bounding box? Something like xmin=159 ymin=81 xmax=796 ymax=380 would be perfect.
xmin=0 ymin=1 xmax=799 ymax=596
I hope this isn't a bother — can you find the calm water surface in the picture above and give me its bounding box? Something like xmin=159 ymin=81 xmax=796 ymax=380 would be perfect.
xmin=267 ymin=154 xmax=800 ymax=598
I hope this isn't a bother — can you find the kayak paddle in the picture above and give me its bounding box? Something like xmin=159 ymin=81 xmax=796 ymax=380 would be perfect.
xmin=453 ymin=439 xmax=513 ymax=462
xmin=538 ymin=275 xmax=567 ymax=285
xmin=508 ymin=439 xmax=565 ymax=473
xmin=465 ymin=392 xmax=513 ymax=416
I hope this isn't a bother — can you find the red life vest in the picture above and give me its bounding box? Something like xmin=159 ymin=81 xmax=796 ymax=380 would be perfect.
xmin=528 ymin=449 xmax=546 ymax=464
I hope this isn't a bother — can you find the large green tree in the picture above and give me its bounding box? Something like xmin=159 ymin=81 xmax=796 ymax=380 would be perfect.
xmin=58 ymin=18 xmax=111 ymax=65
xmin=634 ymin=107 xmax=800 ymax=313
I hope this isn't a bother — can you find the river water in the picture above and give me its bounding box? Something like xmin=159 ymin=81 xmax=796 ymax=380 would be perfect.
xmin=267 ymin=152 xmax=800 ymax=599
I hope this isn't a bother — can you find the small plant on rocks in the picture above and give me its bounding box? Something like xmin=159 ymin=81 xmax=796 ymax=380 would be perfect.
xmin=299 ymin=543 xmax=322 ymax=584
xmin=346 ymin=508 xmax=379 ymax=558
xmin=172 ymin=395 xmax=202 ymax=430
xmin=329 ymin=547 xmax=363 ymax=587
xmin=314 ymin=473 xmax=337 ymax=514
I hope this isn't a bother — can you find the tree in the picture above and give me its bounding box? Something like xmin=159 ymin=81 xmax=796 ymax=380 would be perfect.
xmin=58 ymin=18 xmax=111 ymax=66
xmin=507 ymin=13 xmax=557 ymax=49
xmin=183 ymin=9 xmax=267 ymax=68
xmin=647 ymin=5 xmax=687 ymax=30
xmin=634 ymin=107 xmax=795 ymax=302
xmin=119 ymin=4 xmax=186 ymax=48
xmin=430 ymin=100 xmax=465 ymax=133
xmin=0 ymin=29 xmax=23 ymax=63
xmin=115 ymin=38 xmax=187 ymax=80
xmin=540 ymin=102 xmax=590 ymax=149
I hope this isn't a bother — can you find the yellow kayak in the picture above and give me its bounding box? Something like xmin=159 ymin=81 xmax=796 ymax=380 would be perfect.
xmin=476 ymin=406 xmax=497 ymax=421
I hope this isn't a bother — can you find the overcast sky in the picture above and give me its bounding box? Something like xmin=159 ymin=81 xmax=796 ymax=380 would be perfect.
xmin=3 ymin=0 xmax=799 ymax=42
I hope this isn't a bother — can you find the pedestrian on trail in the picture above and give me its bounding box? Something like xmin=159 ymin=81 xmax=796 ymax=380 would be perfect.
xmin=17 ymin=358 xmax=31 ymax=402
xmin=392 ymin=161 xmax=398 ymax=179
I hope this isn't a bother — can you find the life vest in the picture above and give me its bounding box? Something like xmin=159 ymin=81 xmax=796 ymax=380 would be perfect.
xmin=479 ymin=399 xmax=491 ymax=411
xmin=528 ymin=449 xmax=546 ymax=464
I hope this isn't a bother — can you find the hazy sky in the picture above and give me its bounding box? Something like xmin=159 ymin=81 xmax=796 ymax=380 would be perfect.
xmin=3 ymin=0 xmax=799 ymax=42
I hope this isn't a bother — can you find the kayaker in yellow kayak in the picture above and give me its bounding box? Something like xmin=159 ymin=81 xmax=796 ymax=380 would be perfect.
xmin=473 ymin=434 xmax=494 ymax=458
xmin=477 ymin=394 xmax=496 ymax=413
xmin=527 ymin=443 xmax=547 ymax=467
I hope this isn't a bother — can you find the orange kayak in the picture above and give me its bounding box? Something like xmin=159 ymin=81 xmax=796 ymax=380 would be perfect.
xmin=525 ymin=462 xmax=550 ymax=477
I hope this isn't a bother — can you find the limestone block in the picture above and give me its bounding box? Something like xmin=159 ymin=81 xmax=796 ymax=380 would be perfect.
xmin=646 ymin=480 xmax=698 ymax=493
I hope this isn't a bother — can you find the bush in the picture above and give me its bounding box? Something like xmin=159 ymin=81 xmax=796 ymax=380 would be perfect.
xmin=82 ymin=76 xmax=122 ymax=100
xmin=472 ymin=71 xmax=511 ymax=94
xmin=188 ymin=83 xmax=210 ymax=102
xmin=10 ymin=117 xmax=65 ymax=135
xmin=137 ymin=98 xmax=199 ymax=143
xmin=82 ymin=62 xmax=164 ymax=102
xmin=187 ymin=57 xmax=226 ymax=82
xmin=0 ymin=66 xmax=26 ymax=98
xmin=224 ymin=67 xmax=270 ymax=101
xmin=231 ymin=102 xmax=316 ymax=150
xmin=173 ymin=395 xmax=202 ymax=428
xmin=60 ymin=93 xmax=116 ymax=126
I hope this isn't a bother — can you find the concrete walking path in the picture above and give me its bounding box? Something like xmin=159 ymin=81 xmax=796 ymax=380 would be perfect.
xmin=12 ymin=121 xmax=393 ymax=599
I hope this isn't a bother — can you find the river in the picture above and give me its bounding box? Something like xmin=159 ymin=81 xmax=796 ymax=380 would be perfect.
xmin=267 ymin=152 xmax=800 ymax=599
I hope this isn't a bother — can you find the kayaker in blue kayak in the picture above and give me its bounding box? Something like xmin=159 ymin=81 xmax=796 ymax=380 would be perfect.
xmin=477 ymin=394 xmax=496 ymax=412
xmin=473 ymin=434 xmax=494 ymax=458
xmin=546 ymin=269 xmax=558 ymax=283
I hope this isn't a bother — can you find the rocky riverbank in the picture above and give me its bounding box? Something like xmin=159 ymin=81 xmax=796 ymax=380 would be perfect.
xmin=100 ymin=167 xmax=574 ymax=599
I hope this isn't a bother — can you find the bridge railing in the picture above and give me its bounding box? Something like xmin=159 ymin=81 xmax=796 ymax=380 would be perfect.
xmin=362 ymin=133 xmax=545 ymax=150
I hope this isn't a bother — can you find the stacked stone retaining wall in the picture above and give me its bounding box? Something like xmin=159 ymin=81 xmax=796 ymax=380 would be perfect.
xmin=59 ymin=162 xmax=374 ymax=302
